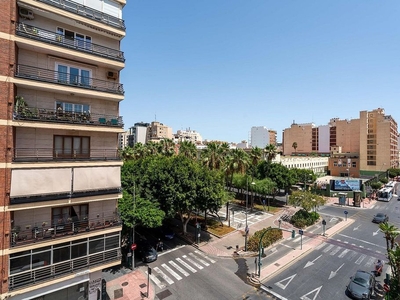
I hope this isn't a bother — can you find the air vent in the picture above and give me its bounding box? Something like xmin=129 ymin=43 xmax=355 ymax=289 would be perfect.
xmin=107 ymin=71 xmax=118 ymax=80
xmin=19 ymin=7 xmax=34 ymax=20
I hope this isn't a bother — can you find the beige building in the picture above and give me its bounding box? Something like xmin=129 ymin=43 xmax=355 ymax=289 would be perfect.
xmin=282 ymin=108 xmax=398 ymax=176
xmin=147 ymin=121 xmax=173 ymax=142
xmin=1 ymin=0 xmax=125 ymax=299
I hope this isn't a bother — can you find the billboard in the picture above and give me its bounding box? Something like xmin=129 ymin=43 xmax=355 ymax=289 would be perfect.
xmin=331 ymin=179 xmax=361 ymax=191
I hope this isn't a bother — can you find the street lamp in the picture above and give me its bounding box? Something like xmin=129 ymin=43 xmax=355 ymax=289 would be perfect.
xmin=245 ymin=178 xmax=254 ymax=252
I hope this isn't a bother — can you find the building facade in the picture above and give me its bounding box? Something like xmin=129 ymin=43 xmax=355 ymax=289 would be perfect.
xmin=173 ymin=129 xmax=203 ymax=144
xmin=251 ymin=126 xmax=275 ymax=148
xmin=1 ymin=0 xmax=125 ymax=298
xmin=127 ymin=122 xmax=149 ymax=147
xmin=147 ymin=121 xmax=172 ymax=142
xmin=282 ymin=109 xmax=398 ymax=176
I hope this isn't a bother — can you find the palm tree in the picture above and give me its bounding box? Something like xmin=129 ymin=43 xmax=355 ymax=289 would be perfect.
xmin=158 ymin=138 xmax=176 ymax=156
xmin=201 ymin=142 xmax=225 ymax=170
xmin=145 ymin=141 xmax=159 ymax=156
xmin=292 ymin=142 xmax=298 ymax=155
xmin=119 ymin=146 xmax=134 ymax=161
xmin=178 ymin=140 xmax=198 ymax=160
xmin=379 ymin=222 xmax=400 ymax=250
xmin=132 ymin=142 xmax=146 ymax=160
xmin=265 ymin=144 xmax=277 ymax=162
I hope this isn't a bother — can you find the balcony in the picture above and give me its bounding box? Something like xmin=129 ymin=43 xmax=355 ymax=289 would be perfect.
xmin=12 ymin=148 xmax=120 ymax=163
xmin=13 ymin=105 xmax=123 ymax=128
xmin=10 ymin=213 xmax=121 ymax=249
xmin=10 ymin=187 xmax=121 ymax=205
xmin=16 ymin=23 xmax=125 ymax=62
xmin=15 ymin=64 xmax=124 ymax=95
xmin=35 ymin=0 xmax=125 ymax=30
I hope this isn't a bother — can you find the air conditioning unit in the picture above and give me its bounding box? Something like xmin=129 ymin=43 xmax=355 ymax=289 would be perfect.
xmin=107 ymin=71 xmax=118 ymax=80
xmin=19 ymin=7 xmax=34 ymax=20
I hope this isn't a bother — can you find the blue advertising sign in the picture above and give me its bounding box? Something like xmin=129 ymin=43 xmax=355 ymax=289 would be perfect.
xmin=333 ymin=179 xmax=360 ymax=191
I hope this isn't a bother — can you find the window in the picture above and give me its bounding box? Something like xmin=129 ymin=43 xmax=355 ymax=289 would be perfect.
xmin=57 ymin=27 xmax=92 ymax=50
xmin=54 ymin=135 xmax=90 ymax=159
xmin=56 ymin=63 xmax=91 ymax=86
xmin=52 ymin=204 xmax=88 ymax=226
xmin=352 ymin=162 xmax=356 ymax=168
xmin=56 ymin=101 xmax=90 ymax=114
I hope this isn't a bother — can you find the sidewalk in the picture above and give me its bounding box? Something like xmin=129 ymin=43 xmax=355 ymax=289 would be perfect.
xmin=102 ymin=196 xmax=377 ymax=300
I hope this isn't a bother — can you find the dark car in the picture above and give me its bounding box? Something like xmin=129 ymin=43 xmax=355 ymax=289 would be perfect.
xmin=157 ymin=226 xmax=175 ymax=240
xmin=346 ymin=270 xmax=375 ymax=299
xmin=372 ymin=213 xmax=389 ymax=224
xmin=136 ymin=240 xmax=158 ymax=263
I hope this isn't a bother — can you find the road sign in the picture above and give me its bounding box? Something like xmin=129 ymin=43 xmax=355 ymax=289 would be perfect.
xmin=130 ymin=243 xmax=137 ymax=251
xmin=344 ymin=211 xmax=348 ymax=215
xmin=299 ymin=229 xmax=304 ymax=235
xmin=245 ymin=225 xmax=249 ymax=235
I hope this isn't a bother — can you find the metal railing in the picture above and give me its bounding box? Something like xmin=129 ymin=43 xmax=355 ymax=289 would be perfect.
xmin=16 ymin=23 xmax=125 ymax=62
xmin=13 ymin=105 xmax=123 ymax=127
xmin=36 ymin=0 xmax=125 ymax=30
xmin=9 ymin=248 xmax=121 ymax=290
xmin=12 ymin=148 xmax=120 ymax=162
xmin=15 ymin=64 xmax=124 ymax=95
xmin=10 ymin=214 xmax=122 ymax=248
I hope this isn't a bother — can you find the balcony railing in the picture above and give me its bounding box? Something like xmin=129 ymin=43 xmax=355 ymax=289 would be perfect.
xmin=13 ymin=105 xmax=123 ymax=127
xmin=10 ymin=188 xmax=122 ymax=205
xmin=16 ymin=23 xmax=125 ymax=62
xmin=9 ymin=248 xmax=121 ymax=290
xmin=15 ymin=64 xmax=124 ymax=95
xmin=36 ymin=0 xmax=125 ymax=30
xmin=12 ymin=148 xmax=120 ymax=162
xmin=10 ymin=213 xmax=122 ymax=249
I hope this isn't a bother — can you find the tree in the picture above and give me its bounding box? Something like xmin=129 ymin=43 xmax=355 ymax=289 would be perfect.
xmin=292 ymin=142 xmax=298 ymax=154
xmin=201 ymin=141 xmax=226 ymax=171
xmin=379 ymin=222 xmax=400 ymax=251
xmin=264 ymin=144 xmax=277 ymax=162
xmin=178 ymin=140 xmax=198 ymax=160
xmin=253 ymin=178 xmax=277 ymax=211
xmin=119 ymin=146 xmax=134 ymax=161
xmin=225 ymin=148 xmax=249 ymax=189
xmin=288 ymin=191 xmax=326 ymax=211
xmin=158 ymin=138 xmax=176 ymax=157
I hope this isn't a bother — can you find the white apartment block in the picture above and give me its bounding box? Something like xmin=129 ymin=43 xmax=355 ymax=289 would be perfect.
xmin=251 ymin=126 xmax=271 ymax=148
xmin=174 ymin=129 xmax=203 ymax=144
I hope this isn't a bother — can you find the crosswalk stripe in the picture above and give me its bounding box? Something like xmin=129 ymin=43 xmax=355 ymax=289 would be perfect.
xmin=189 ymin=252 xmax=210 ymax=266
xmin=183 ymin=255 xmax=204 ymax=269
xmin=153 ymin=267 xmax=174 ymax=285
xmin=330 ymin=246 xmax=342 ymax=256
xmin=176 ymin=257 xmax=197 ymax=273
xmin=315 ymin=242 xmax=326 ymax=250
xmin=355 ymin=254 xmax=366 ymax=265
xmin=323 ymin=244 xmax=334 ymax=253
xmin=346 ymin=251 xmax=357 ymax=261
xmin=195 ymin=250 xmax=216 ymax=263
xmin=162 ymin=263 xmax=182 ymax=281
xmin=146 ymin=271 xmax=166 ymax=289
xmin=338 ymin=248 xmax=349 ymax=258
xmin=169 ymin=260 xmax=190 ymax=277
xmin=365 ymin=257 xmax=375 ymax=268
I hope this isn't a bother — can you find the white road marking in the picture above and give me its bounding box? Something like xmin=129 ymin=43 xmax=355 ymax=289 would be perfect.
xmin=329 ymin=263 xmax=344 ymax=280
xmin=169 ymin=260 xmax=190 ymax=277
xmin=146 ymin=271 xmax=166 ymax=289
xmin=176 ymin=257 xmax=197 ymax=273
xmin=365 ymin=257 xmax=375 ymax=268
xmin=153 ymin=267 xmax=174 ymax=285
xmin=355 ymin=254 xmax=366 ymax=265
xmin=183 ymin=255 xmax=203 ymax=269
xmin=162 ymin=263 xmax=182 ymax=281
xmin=338 ymin=248 xmax=349 ymax=258
xmin=260 ymin=285 xmax=289 ymax=300
xmin=158 ymin=245 xmax=185 ymax=257
xmin=338 ymin=234 xmax=386 ymax=249
xmin=323 ymin=244 xmax=334 ymax=253
xmin=346 ymin=251 xmax=357 ymax=261
xmin=274 ymin=274 xmax=296 ymax=290
xmin=300 ymin=285 xmax=323 ymax=300
xmin=330 ymin=246 xmax=342 ymax=256
xmin=315 ymin=242 xmax=326 ymax=250
xmin=189 ymin=252 xmax=210 ymax=266
xmin=194 ymin=250 xmax=216 ymax=263
xmin=304 ymin=255 xmax=322 ymax=268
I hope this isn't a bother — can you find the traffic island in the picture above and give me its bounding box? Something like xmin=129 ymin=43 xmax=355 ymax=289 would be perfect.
xmin=247 ymin=274 xmax=261 ymax=287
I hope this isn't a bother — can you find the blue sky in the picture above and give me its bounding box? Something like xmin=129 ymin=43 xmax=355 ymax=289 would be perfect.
xmin=120 ymin=1 xmax=400 ymax=143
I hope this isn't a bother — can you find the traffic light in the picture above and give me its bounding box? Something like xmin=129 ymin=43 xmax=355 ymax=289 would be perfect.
xmin=291 ymin=230 xmax=295 ymax=238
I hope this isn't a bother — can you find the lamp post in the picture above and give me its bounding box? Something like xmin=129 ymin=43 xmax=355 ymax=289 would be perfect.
xmin=245 ymin=177 xmax=249 ymax=252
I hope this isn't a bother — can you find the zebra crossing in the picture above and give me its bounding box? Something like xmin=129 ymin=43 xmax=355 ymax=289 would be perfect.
xmin=315 ymin=241 xmax=385 ymax=268
xmin=145 ymin=250 xmax=216 ymax=289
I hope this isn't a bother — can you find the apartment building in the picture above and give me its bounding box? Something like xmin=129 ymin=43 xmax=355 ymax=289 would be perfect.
xmin=251 ymin=126 xmax=276 ymax=149
xmin=173 ymin=128 xmax=203 ymax=144
xmin=282 ymin=108 xmax=399 ymax=176
xmin=147 ymin=121 xmax=173 ymax=142
xmin=1 ymin=0 xmax=125 ymax=299
xmin=127 ymin=122 xmax=149 ymax=147
xmin=118 ymin=130 xmax=129 ymax=149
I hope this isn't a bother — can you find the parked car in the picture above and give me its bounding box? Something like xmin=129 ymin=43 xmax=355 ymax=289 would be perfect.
xmin=372 ymin=213 xmax=389 ymax=224
xmin=346 ymin=270 xmax=375 ymax=300
xmin=156 ymin=225 xmax=175 ymax=240
xmin=136 ymin=240 xmax=158 ymax=263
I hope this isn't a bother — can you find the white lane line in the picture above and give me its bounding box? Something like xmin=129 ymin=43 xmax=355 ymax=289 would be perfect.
xmin=183 ymin=255 xmax=204 ymax=269
xmin=338 ymin=234 xmax=387 ymax=249
xmin=189 ymin=252 xmax=210 ymax=266
xmin=195 ymin=250 xmax=216 ymax=263
xmin=355 ymin=254 xmax=366 ymax=265
xmin=145 ymin=271 xmax=166 ymax=289
xmin=153 ymin=267 xmax=174 ymax=285
xmin=260 ymin=285 xmax=289 ymax=300
xmin=162 ymin=263 xmax=182 ymax=281
xmin=158 ymin=245 xmax=185 ymax=257
xmin=169 ymin=260 xmax=190 ymax=277
xmin=338 ymin=248 xmax=349 ymax=258
xmin=323 ymin=244 xmax=334 ymax=253
xmin=176 ymin=257 xmax=197 ymax=273
xmin=347 ymin=251 xmax=357 ymax=261
xmin=330 ymin=246 xmax=342 ymax=256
